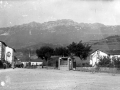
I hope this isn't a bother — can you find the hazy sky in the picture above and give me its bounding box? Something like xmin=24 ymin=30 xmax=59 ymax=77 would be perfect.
xmin=0 ymin=0 xmax=120 ymax=27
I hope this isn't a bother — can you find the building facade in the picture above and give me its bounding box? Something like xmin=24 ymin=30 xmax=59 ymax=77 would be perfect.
xmin=90 ymin=50 xmax=108 ymax=66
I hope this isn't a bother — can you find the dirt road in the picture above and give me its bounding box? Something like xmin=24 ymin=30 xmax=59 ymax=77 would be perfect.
xmin=0 ymin=68 xmax=120 ymax=90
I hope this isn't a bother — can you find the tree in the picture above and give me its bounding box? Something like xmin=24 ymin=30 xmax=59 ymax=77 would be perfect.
xmin=67 ymin=41 xmax=92 ymax=66
xmin=36 ymin=46 xmax=54 ymax=67
xmin=54 ymin=47 xmax=70 ymax=57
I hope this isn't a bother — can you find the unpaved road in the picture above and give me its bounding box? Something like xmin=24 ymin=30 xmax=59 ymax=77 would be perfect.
xmin=0 ymin=68 xmax=120 ymax=90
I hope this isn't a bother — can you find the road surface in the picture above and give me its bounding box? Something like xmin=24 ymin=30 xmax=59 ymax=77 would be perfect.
xmin=0 ymin=68 xmax=120 ymax=90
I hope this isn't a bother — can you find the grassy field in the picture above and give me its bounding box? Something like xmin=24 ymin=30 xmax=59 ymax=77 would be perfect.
xmin=0 ymin=68 xmax=120 ymax=90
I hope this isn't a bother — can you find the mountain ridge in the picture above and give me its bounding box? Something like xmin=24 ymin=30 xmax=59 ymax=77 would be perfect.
xmin=0 ymin=19 xmax=120 ymax=49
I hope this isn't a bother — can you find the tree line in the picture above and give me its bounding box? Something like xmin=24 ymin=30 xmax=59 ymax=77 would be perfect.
xmin=35 ymin=41 xmax=120 ymax=68
xmin=36 ymin=41 xmax=92 ymax=66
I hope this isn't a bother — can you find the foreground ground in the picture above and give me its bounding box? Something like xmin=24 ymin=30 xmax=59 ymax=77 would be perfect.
xmin=0 ymin=68 xmax=120 ymax=90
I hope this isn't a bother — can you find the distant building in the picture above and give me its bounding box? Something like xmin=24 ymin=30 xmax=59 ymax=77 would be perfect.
xmin=90 ymin=49 xmax=108 ymax=66
xmin=107 ymin=50 xmax=120 ymax=60
xmin=20 ymin=55 xmax=43 ymax=67
xmin=90 ymin=49 xmax=120 ymax=67
xmin=30 ymin=59 xmax=43 ymax=66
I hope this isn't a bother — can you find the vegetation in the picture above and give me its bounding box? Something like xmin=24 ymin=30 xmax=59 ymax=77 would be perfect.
xmin=54 ymin=47 xmax=70 ymax=57
xmin=36 ymin=46 xmax=54 ymax=67
xmin=112 ymin=57 xmax=120 ymax=69
xmin=67 ymin=41 xmax=92 ymax=66
xmin=35 ymin=41 xmax=120 ymax=69
xmin=98 ymin=56 xmax=112 ymax=67
xmin=36 ymin=41 xmax=92 ymax=67
xmin=98 ymin=56 xmax=120 ymax=69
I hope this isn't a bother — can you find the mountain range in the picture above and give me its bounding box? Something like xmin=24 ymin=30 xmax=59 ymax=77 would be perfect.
xmin=0 ymin=19 xmax=120 ymax=51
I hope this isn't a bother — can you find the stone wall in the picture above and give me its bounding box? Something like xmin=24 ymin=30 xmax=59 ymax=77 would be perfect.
xmin=76 ymin=67 xmax=118 ymax=73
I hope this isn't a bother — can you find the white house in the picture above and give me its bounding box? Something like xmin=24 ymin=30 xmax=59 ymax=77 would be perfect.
xmin=21 ymin=55 xmax=43 ymax=67
xmin=107 ymin=50 xmax=120 ymax=61
xmin=30 ymin=55 xmax=43 ymax=66
xmin=22 ymin=60 xmax=43 ymax=67
xmin=5 ymin=46 xmax=14 ymax=64
xmin=90 ymin=50 xmax=108 ymax=66
xmin=30 ymin=60 xmax=43 ymax=66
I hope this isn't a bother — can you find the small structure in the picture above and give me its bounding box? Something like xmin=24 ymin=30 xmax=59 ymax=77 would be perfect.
xmin=21 ymin=58 xmax=43 ymax=67
xmin=90 ymin=49 xmax=108 ymax=66
xmin=30 ymin=59 xmax=43 ymax=66
xmin=58 ymin=57 xmax=73 ymax=70
xmin=19 ymin=54 xmax=43 ymax=67
xmin=107 ymin=50 xmax=120 ymax=59
xmin=30 ymin=55 xmax=43 ymax=66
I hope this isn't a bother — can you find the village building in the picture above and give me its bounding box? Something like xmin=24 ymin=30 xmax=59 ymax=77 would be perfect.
xmin=107 ymin=50 xmax=120 ymax=60
xmin=30 ymin=59 xmax=43 ymax=66
xmin=90 ymin=49 xmax=108 ymax=66
xmin=17 ymin=54 xmax=43 ymax=67
xmin=27 ymin=55 xmax=42 ymax=66
xmin=89 ymin=49 xmax=120 ymax=67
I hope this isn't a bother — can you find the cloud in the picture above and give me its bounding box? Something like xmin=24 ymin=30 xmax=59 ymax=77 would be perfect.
xmin=74 ymin=0 xmax=114 ymax=1
xmin=0 ymin=0 xmax=120 ymax=27
xmin=2 ymin=0 xmax=35 ymax=1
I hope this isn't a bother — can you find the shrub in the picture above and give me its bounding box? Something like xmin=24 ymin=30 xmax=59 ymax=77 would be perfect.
xmin=98 ymin=56 xmax=111 ymax=67
xmin=113 ymin=58 xmax=120 ymax=68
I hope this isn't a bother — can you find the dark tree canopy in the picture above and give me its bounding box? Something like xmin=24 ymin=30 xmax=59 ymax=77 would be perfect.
xmin=54 ymin=47 xmax=70 ymax=57
xmin=67 ymin=41 xmax=92 ymax=60
xmin=36 ymin=46 xmax=54 ymax=61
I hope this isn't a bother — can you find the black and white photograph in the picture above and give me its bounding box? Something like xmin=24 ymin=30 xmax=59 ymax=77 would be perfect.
xmin=0 ymin=0 xmax=120 ymax=90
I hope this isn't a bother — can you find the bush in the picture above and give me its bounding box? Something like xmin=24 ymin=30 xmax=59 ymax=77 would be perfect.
xmin=98 ymin=56 xmax=111 ymax=67
xmin=113 ymin=58 xmax=120 ymax=68
xmin=98 ymin=56 xmax=120 ymax=69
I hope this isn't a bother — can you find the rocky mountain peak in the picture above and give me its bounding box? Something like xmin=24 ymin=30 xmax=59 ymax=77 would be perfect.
xmin=0 ymin=19 xmax=120 ymax=49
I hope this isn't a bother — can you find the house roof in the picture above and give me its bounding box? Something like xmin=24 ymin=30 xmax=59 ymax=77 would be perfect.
xmin=30 ymin=58 xmax=43 ymax=62
xmin=90 ymin=49 xmax=99 ymax=54
xmin=90 ymin=49 xmax=120 ymax=56
xmin=0 ymin=41 xmax=7 ymax=46
xmin=90 ymin=49 xmax=107 ymax=55
xmin=106 ymin=50 xmax=120 ymax=55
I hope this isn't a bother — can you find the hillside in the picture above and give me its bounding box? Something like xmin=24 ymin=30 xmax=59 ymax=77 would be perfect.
xmin=87 ymin=35 xmax=120 ymax=51
xmin=15 ymin=35 xmax=120 ymax=62
xmin=0 ymin=19 xmax=120 ymax=49
xmin=17 ymin=35 xmax=120 ymax=55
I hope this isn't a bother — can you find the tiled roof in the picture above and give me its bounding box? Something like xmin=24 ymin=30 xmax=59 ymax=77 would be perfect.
xmin=30 ymin=58 xmax=43 ymax=62
xmin=90 ymin=49 xmax=107 ymax=55
xmin=90 ymin=49 xmax=120 ymax=55
xmin=0 ymin=41 xmax=7 ymax=46
xmin=106 ymin=50 xmax=120 ymax=55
